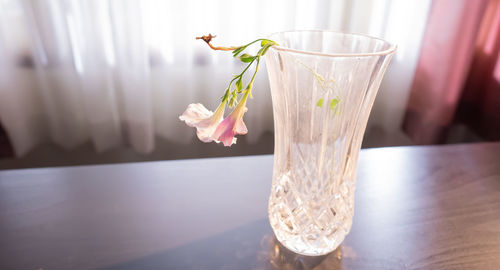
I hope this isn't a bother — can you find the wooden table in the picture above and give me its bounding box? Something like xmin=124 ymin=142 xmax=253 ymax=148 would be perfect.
xmin=1 ymin=143 xmax=499 ymax=269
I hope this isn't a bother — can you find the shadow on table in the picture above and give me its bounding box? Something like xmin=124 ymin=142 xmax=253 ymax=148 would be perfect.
xmin=98 ymin=219 xmax=346 ymax=270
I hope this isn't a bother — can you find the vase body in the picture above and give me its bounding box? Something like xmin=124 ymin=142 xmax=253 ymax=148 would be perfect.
xmin=265 ymin=31 xmax=395 ymax=256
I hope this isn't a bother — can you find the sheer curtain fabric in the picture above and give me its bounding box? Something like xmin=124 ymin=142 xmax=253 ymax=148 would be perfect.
xmin=0 ymin=0 xmax=431 ymax=156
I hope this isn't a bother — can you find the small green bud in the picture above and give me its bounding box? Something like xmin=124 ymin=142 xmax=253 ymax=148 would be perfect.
xmin=232 ymin=46 xmax=245 ymax=57
xmin=235 ymin=78 xmax=243 ymax=93
xmin=229 ymin=92 xmax=238 ymax=108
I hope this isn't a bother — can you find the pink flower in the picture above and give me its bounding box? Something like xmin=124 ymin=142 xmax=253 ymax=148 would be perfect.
xmin=212 ymin=98 xmax=249 ymax=147
xmin=179 ymin=103 xmax=225 ymax=143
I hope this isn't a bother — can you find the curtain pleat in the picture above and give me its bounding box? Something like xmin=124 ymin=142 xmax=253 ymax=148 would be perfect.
xmin=402 ymin=0 xmax=489 ymax=144
xmin=458 ymin=0 xmax=500 ymax=140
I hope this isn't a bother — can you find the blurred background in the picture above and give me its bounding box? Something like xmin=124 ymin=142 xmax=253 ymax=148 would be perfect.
xmin=0 ymin=0 xmax=498 ymax=169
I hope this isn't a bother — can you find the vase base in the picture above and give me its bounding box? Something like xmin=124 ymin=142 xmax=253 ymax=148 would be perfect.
xmin=268 ymin=171 xmax=353 ymax=256
xmin=272 ymin=227 xmax=348 ymax=256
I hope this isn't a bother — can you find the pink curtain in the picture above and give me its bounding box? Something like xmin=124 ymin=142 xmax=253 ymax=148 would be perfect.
xmin=403 ymin=0 xmax=490 ymax=144
xmin=458 ymin=0 xmax=500 ymax=140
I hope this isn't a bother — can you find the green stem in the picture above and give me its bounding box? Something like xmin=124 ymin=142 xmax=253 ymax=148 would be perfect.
xmin=240 ymin=38 xmax=275 ymax=49
xmin=247 ymin=57 xmax=260 ymax=97
xmin=220 ymin=39 xmax=276 ymax=105
xmin=250 ymin=58 xmax=260 ymax=82
xmin=222 ymin=57 xmax=258 ymax=104
xmin=238 ymin=87 xmax=251 ymax=107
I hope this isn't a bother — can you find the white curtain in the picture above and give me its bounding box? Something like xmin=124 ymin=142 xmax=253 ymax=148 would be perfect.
xmin=0 ymin=0 xmax=431 ymax=156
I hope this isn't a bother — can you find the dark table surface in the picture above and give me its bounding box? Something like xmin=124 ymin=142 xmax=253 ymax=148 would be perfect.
xmin=1 ymin=143 xmax=500 ymax=270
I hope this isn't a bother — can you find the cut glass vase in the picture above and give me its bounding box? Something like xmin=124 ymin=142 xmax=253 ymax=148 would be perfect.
xmin=265 ymin=30 xmax=396 ymax=256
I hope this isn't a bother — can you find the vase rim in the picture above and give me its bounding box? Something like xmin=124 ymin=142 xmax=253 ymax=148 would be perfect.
xmin=268 ymin=30 xmax=397 ymax=58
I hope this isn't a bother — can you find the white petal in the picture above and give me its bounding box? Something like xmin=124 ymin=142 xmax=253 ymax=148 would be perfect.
xmin=179 ymin=103 xmax=213 ymax=127
xmin=196 ymin=125 xmax=218 ymax=142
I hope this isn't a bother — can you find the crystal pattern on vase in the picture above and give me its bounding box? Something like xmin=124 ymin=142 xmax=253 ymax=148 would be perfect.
xmin=265 ymin=31 xmax=395 ymax=256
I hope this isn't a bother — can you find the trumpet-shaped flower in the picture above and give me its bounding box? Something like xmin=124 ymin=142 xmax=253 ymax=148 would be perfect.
xmin=180 ymin=35 xmax=277 ymax=147
xmin=212 ymin=96 xmax=249 ymax=147
xmin=179 ymin=103 xmax=225 ymax=143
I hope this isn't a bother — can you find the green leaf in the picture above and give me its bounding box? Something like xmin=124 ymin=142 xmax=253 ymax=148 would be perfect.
xmin=239 ymin=53 xmax=255 ymax=63
xmin=235 ymin=78 xmax=243 ymax=93
xmin=261 ymin=40 xmax=272 ymax=47
xmin=316 ymin=98 xmax=324 ymax=107
xmin=232 ymin=46 xmax=245 ymax=57
xmin=330 ymin=98 xmax=339 ymax=110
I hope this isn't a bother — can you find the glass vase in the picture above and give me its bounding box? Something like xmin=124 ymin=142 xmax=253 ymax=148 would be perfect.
xmin=265 ymin=30 xmax=396 ymax=256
